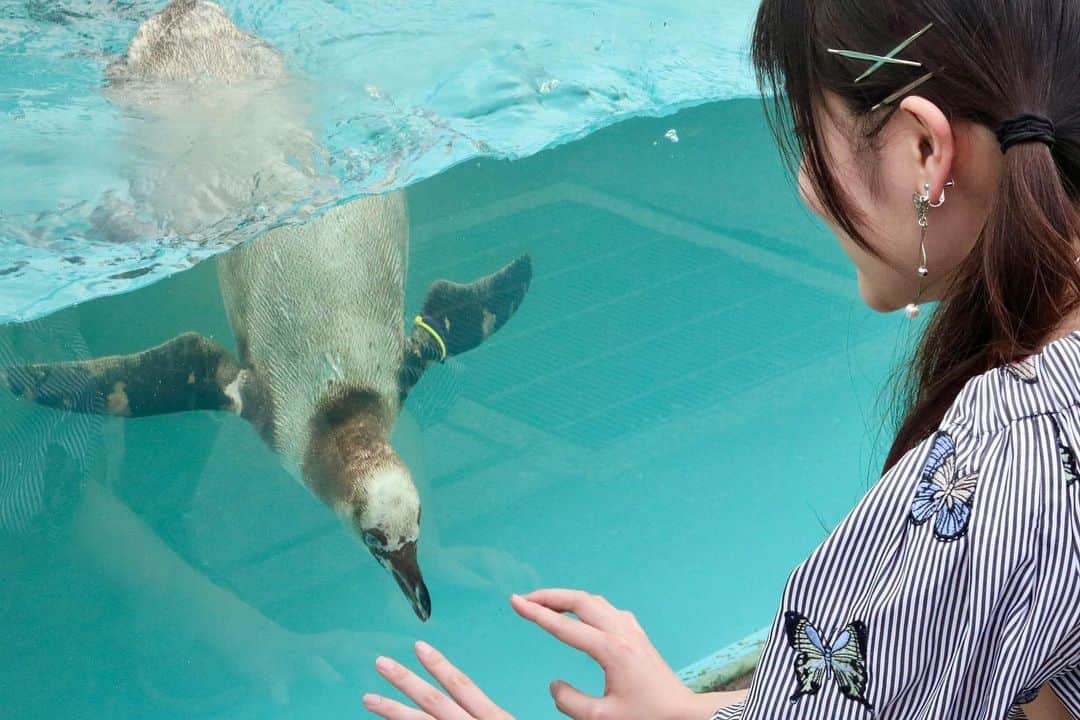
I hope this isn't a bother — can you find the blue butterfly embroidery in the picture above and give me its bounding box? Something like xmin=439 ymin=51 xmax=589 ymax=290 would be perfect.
xmin=784 ymin=611 xmax=873 ymax=711
xmin=910 ymin=431 xmax=978 ymax=541
xmin=1049 ymin=414 xmax=1079 ymax=484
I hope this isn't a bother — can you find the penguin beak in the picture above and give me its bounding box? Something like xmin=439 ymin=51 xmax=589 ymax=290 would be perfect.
xmin=379 ymin=541 xmax=431 ymax=622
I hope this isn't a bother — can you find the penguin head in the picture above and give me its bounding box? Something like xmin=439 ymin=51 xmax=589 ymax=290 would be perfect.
xmin=304 ymin=389 xmax=431 ymax=621
xmin=352 ymin=462 xmax=431 ymax=622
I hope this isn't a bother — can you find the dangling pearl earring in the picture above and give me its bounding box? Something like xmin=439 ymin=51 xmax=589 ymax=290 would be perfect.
xmin=905 ymin=179 xmax=953 ymax=319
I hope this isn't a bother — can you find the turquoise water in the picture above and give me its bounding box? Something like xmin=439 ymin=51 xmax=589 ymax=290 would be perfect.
xmin=0 ymin=0 xmax=760 ymax=322
xmin=0 ymin=98 xmax=915 ymax=718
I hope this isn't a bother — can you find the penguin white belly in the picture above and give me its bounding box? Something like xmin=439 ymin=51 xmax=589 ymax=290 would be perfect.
xmin=216 ymin=192 xmax=409 ymax=464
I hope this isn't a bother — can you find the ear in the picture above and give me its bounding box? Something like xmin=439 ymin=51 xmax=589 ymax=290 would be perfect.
xmin=898 ymin=95 xmax=955 ymax=200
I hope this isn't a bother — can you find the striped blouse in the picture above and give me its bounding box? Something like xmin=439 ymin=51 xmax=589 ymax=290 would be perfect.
xmin=713 ymin=331 xmax=1080 ymax=720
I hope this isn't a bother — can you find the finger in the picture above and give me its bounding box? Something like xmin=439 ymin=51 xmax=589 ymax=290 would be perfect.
xmin=363 ymin=693 xmax=436 ymax=720
xmin=549 ymin=680 xmax=602 ymax=720
xmin=521 ymin=589 xmax=625 ymax=631
xmin=415 ymin=641 xmax=509 ymax=719
xmin=375 ymin=656 xmax=472 ymax=720
xmin=510 ymin=595 xmax=609 ymax=662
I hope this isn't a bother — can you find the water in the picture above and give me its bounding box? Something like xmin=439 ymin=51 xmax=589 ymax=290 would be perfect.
xmin=0 ymin=94 xmax=917 ymax=718
xmin=0 ymin=0 xmax=761 ymax=323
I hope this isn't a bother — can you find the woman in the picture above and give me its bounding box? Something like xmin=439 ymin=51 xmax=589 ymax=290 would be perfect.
xmin=362 ymin=0 xmax=1080 ymax=717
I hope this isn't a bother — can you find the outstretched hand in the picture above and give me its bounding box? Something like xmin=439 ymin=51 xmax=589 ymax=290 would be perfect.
xmin=365 ymin=590 xmax=718 ymax=720
xmin=363 ymin=640 xmax=513 ymax=720
xmin=510 ymin=590 xmax=702 ymax=720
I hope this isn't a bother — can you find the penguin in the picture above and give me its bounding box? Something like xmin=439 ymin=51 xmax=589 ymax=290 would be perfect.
xmin=5 ymin=0 xmax=534 ymax=622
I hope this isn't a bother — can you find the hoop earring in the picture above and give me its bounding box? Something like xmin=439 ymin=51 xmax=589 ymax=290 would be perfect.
xmin=928 ymin=178 xmax=954 ymax=209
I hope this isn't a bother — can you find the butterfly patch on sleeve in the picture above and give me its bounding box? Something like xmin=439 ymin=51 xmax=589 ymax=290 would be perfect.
xmin=1002 ymin=356 xmax=1038 ymax=384
xmin=784 ymin=611 xmax=874 ymax=712
xmin=1049 ymin=414 xmax=1080 ymax=484
xmin=909 ymin=431 xmax=978 ymax=541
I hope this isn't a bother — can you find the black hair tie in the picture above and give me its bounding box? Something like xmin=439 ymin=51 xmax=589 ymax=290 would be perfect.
xmin=995 ymin=113 xmax=1056 ymax=153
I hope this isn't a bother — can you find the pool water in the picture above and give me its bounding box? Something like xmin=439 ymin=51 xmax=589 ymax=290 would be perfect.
xmin=0 ymin=0 xmax=761 ymax=322
xmin=0 ymin=98 xmax=913 ymax=718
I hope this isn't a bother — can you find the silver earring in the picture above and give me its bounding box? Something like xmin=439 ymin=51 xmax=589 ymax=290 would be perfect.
xmin=929 ymin=179 xmax=954 ymax=208
xmin=906 ymin=183 xmax=933 ymax=319
xmin=905 ymin=179 xmax=954 ymax=318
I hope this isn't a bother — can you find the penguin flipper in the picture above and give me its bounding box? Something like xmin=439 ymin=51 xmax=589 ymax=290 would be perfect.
xmin=5 ymin=331 xmax=245 ymax=418
xmin=398 ymin=254 xmax=533 ymax=401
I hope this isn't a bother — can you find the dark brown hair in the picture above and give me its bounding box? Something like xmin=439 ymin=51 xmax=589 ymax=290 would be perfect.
xmin=752 ymin=0 xmax=1080 ymax=471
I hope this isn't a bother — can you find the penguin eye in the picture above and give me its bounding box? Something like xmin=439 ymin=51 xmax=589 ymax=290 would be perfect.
xmin=363 ymin=530 xmax=387 ymax=549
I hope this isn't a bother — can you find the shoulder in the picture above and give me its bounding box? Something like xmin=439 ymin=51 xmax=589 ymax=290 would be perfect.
xmin=889 ymin=332 xmax=1080 ymax=497
xmin=927 ymin=333 xmax=1080 ymax=512
xmin=942 ymin=331 xmax=1080 ymax=437
xmin=814 ymin=331 xmax=1080 ymax=559
xmin=855 ymin=336 xmax=1080 ymax=557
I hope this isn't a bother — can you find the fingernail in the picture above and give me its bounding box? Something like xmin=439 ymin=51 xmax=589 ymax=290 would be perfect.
xmin=363 ymin=693 xmax=381 ymax=707
xmin=415 ymin=640 xmax=434 ymax=657
xmin=375 ymin=656 xmax=395 ymax=672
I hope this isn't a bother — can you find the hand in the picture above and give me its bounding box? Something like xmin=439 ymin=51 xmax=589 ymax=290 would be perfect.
xmin=364 ymin=641 xmax=514 ymax=719
xmin=511 ymin=590 xmax=703 ymax=720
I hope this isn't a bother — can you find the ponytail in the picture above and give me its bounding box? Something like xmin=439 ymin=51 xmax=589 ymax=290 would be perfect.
xmin=886 ymin=141 xmax=1080 ymax=470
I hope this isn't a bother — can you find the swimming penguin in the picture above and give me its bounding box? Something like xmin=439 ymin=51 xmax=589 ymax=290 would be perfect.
xmin=5 ymin=0 xmax=533 ymax=622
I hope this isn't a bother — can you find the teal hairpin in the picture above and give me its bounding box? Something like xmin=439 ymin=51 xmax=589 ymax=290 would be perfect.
xmin=870 ymin=72 xmax=935 ymax=112
xmin=827 ymin=23 xmax=934 ymax=83
xmin=827 ymin=23 xmax=935 ymax=110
